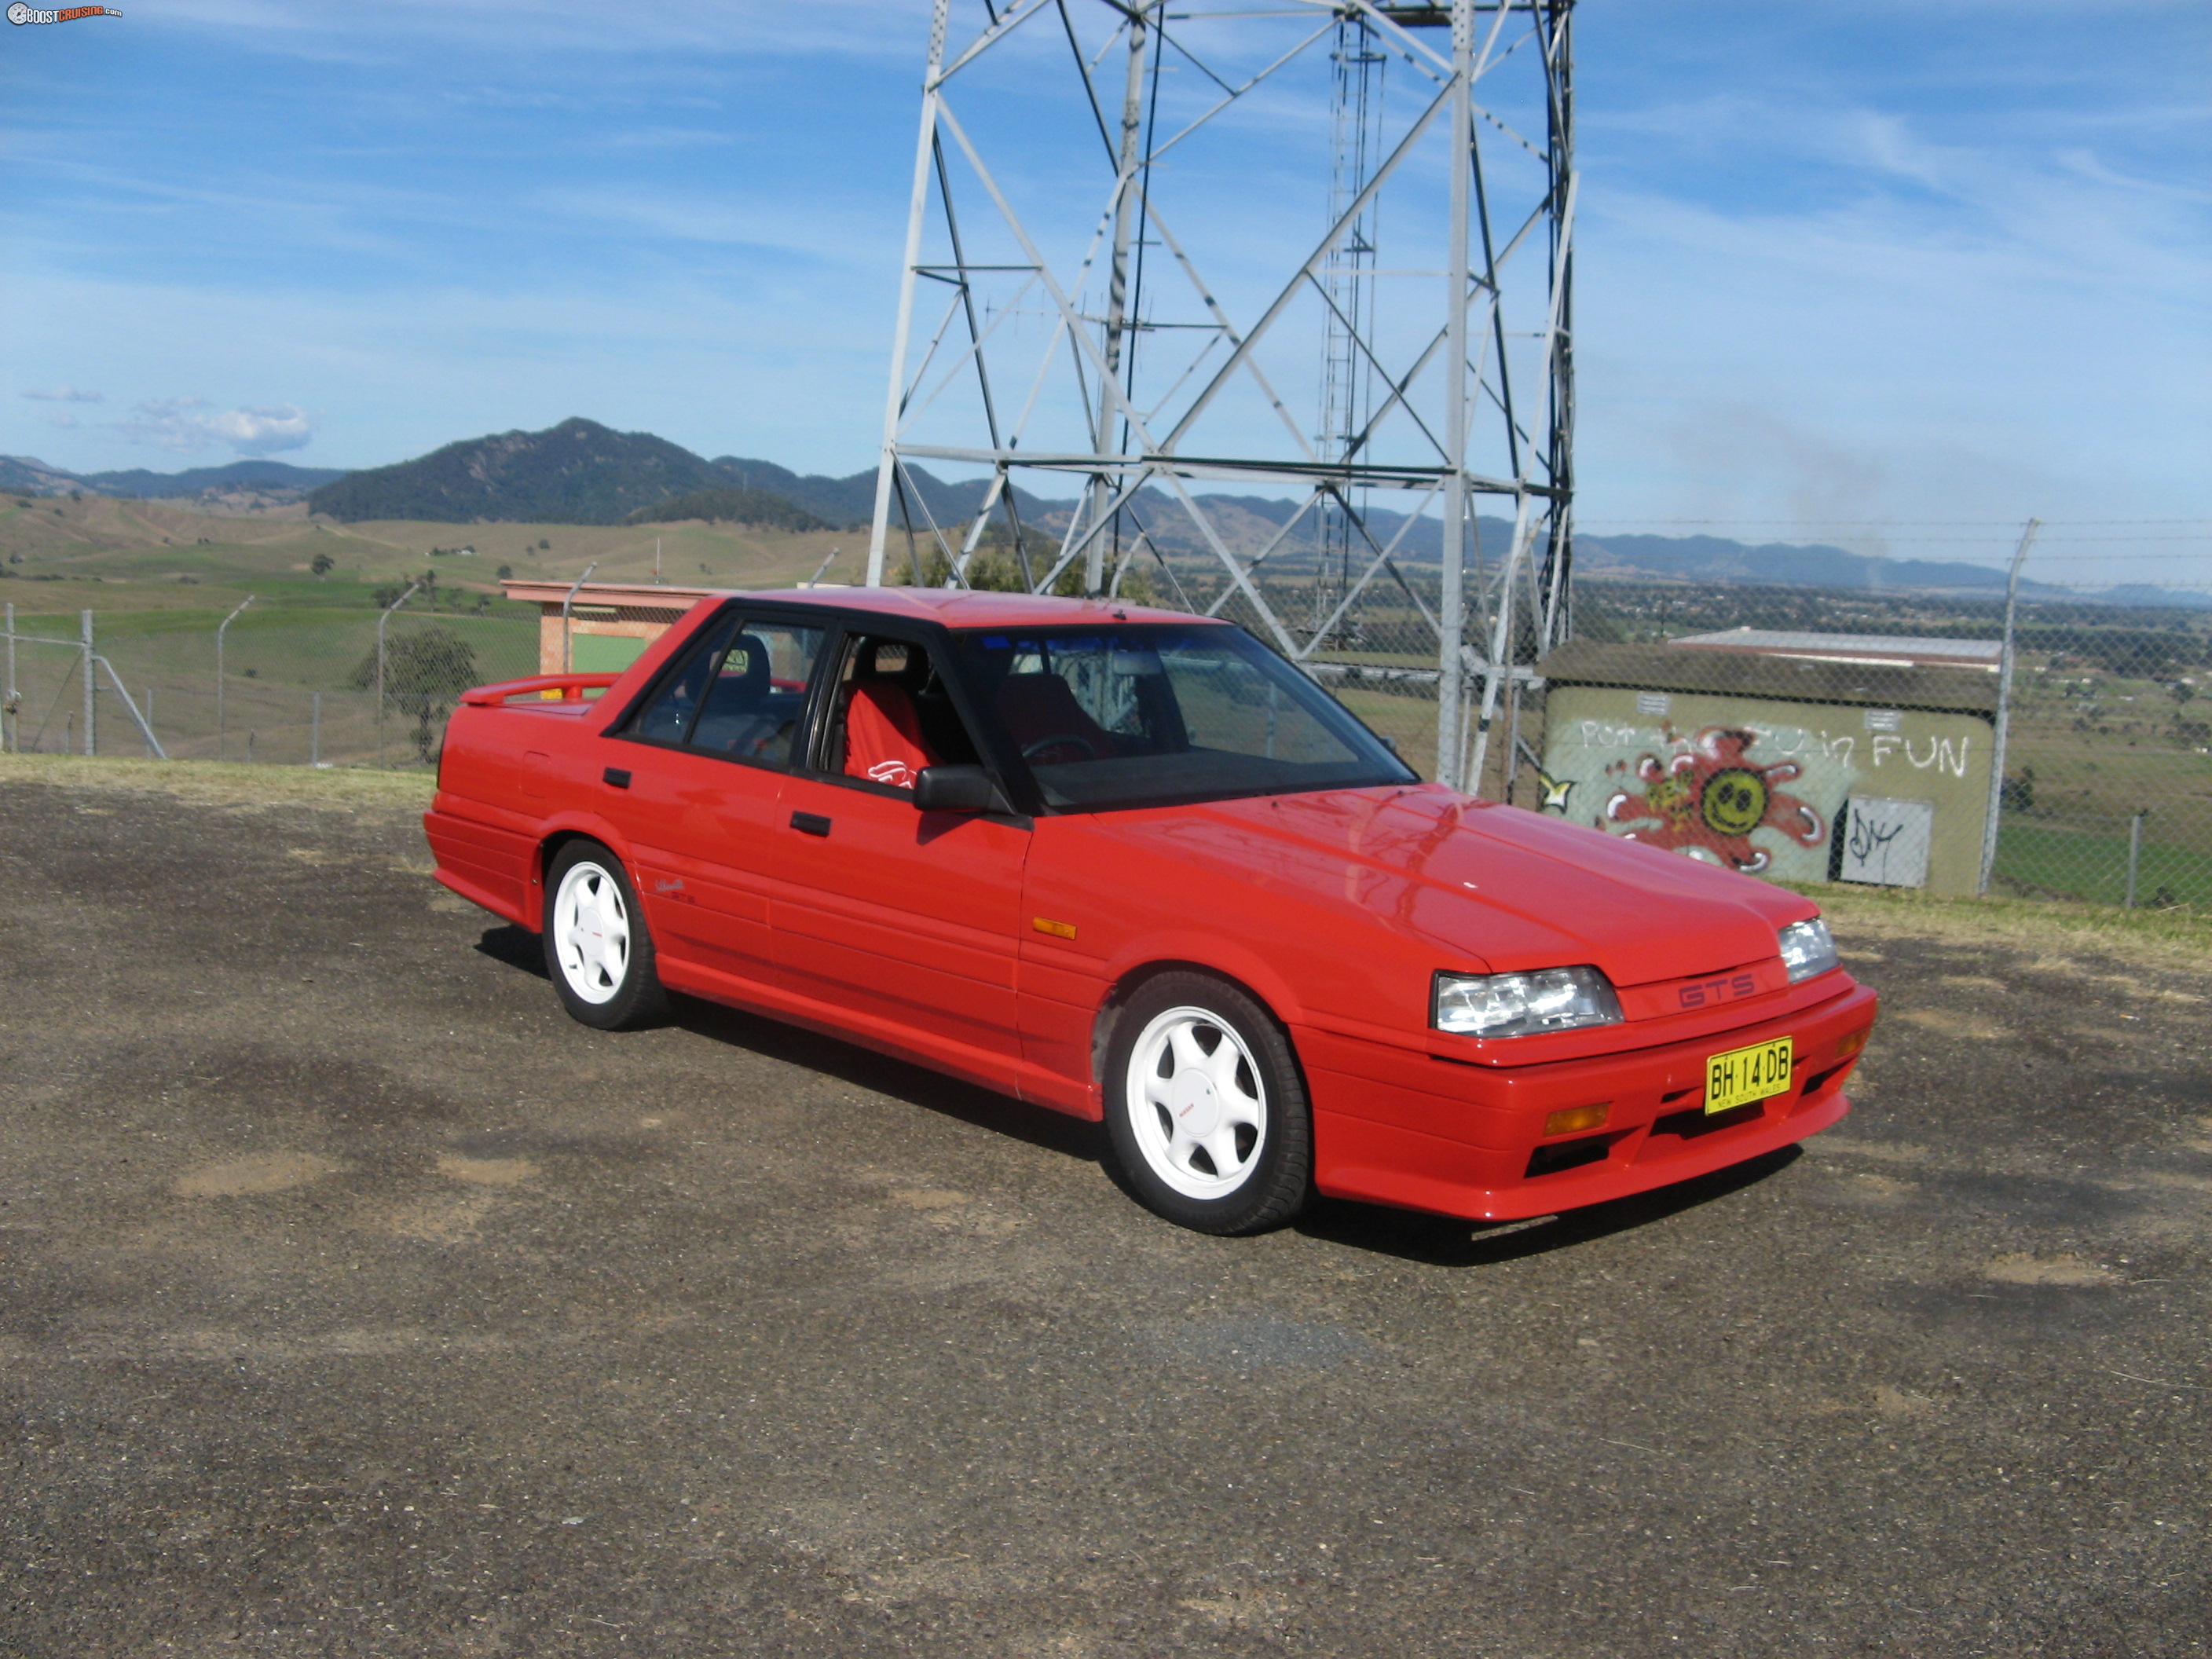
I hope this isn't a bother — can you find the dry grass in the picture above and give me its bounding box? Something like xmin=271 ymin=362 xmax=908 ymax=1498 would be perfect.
xmin=0 ymin=753 xmax=437 ymax=815
xmin=1789 ymin=877 xmax=2212 ymax=974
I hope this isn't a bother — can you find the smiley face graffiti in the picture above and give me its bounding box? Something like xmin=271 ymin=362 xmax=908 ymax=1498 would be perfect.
xmin=1601 ymin=726 xmax=1826 ymax=873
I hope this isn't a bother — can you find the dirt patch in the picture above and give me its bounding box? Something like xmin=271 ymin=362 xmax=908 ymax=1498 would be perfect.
xmin=1984 ymin=1252 xmax=2123 ymax=1287
xmin=171 ymin=1151 xmax=342 ymax=1198
xmin=889 ymin=1188 xmax=972 ymax=1210
xmin=1893 ymin=1008 xmax=2012 ymax=1042
xmin=436 ymin=1154 xmax=538 ymax=1186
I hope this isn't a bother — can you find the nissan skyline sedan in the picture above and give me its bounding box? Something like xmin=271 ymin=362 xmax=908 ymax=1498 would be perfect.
xmin=424 ymin=587 xmax=1876 ymax=1235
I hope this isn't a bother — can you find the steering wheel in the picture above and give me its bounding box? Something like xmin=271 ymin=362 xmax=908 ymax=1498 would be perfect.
xmin=1021 ymin=733 xmax=1097 ymax=763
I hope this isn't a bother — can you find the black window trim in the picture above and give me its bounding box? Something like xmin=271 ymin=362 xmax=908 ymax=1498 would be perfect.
xmin=804 ymin=620 xmax=1038 ymax=823
xmin=603 ymin=599 xmax=837 ymax=778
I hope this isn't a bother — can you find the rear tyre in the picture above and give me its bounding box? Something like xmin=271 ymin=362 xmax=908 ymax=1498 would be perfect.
xmin=1104 ymin=972 xmax=1312 ymax=1235
xmin=542 ymin=840 xmax=668 ymax=1031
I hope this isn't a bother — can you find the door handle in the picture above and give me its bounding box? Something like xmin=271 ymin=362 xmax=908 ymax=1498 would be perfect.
xmin=790 ymin=811 xmax=832 ymax=838
xmin=602 ymin=767 xmax=632 ymax=789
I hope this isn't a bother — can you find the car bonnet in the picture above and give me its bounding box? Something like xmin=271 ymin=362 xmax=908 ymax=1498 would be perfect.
xmin=1182 ymin=785 xmax=1808 ymax=988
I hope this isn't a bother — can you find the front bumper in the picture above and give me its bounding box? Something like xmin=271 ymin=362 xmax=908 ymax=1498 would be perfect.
xmin=1300 ymin=980 xmax=1877 ymax=1222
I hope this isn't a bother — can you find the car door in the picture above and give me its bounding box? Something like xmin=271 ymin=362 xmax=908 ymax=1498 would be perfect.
xmin=605 ymin=610 xmax=830 ymax=991
xmin=772 ymin=627 xmax=1031 ymax=1091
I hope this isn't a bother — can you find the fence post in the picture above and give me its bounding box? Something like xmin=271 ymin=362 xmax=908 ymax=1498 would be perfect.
xmin=3 ymin=601 xmax=15 ymax=754
xmin=2125 ymin=811 xmax=2145 ymax=910
xmin=144 ymin=685 xmax=155 ymax=757
xmin=1978 ymin=518 xmax=2041 ymax=895
xmin=80 ymin=609 xmax=95 ymax=756
xmin=377 ymin=581 xmax=423 ymax=769
xmin=310 ymin=690 xmax=320 ymax=767
xmin=1467 ymin=500 xmax=1536 ymax=797
xmin=216 ymin=594 xmax=255 ymax=761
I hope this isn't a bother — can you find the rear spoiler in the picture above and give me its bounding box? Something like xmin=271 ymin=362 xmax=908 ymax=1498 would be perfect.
xmin=459 ymin=672 xmax=621 ymax=707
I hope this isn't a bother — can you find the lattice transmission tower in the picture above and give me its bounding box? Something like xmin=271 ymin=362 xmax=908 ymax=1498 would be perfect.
xmin=866 ymin=0 xmax=1576 ymax=790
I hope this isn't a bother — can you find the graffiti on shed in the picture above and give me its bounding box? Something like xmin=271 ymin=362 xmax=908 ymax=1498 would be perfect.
xmin=1538 ymin=705 xmax=1985 ymax=888
xmin=1533 ymin=641 xmax=1999 ymax=897
xmin=1598 ymin=726 xmax=1826 ymax=874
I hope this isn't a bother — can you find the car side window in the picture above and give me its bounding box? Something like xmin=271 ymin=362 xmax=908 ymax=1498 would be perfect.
xmin=627 ymin=614 xmax=825 ymax=767
xmin=629 ymin=617 xmax=737 ymax=746
xmin=688 ymin=621 xmax=825 ymax=767
xmin=821 ymin=633 xmax=984 ymax=791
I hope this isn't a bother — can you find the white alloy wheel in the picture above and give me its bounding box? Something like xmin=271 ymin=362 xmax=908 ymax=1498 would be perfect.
xmin=551 ymin=859 xmax=632 ymax=1005
xmin=1124 ymin=1005 xmax=1269 ymax=1200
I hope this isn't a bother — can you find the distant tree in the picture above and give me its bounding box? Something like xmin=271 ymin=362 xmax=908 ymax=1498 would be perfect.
xmin=893 ymin=523 xmax=1142 ymax=601
xmin=310 ymin=552 xmax=335 ymax=577
xmin=351 ymin=624 xmax=478 ymax=764
xmin=623 ymin=486 xmax=830 ymax=533
xmin=496 ymin=563 xmax=514 ymax=580
xmin=538 ymin=537 xmax=551 ymax=550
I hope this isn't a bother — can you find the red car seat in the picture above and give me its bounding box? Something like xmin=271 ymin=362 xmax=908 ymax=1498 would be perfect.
xmin=844 ymin=680 xmax=936 ymax=789
xmin=997 ymin=673 xmax=1119 ymax=764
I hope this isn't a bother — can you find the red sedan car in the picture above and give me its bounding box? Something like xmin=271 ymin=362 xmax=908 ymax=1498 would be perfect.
xmin=426 ymin=588 xmax=1875 ymax=1235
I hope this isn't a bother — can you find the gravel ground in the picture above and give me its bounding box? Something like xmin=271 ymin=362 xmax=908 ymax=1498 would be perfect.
xmin=1 ymin=761 xmax=2206 ymax=1657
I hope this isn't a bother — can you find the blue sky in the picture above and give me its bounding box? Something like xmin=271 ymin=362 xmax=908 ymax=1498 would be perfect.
xmin=2 ymin=1 xmax=2206 ymax=576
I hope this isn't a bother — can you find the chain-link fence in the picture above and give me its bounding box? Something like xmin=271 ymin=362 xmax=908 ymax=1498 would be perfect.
xmin=2 ymin=599 xmax=538 ymax=771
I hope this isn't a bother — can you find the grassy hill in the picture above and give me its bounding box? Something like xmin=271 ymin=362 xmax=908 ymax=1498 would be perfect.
xmin=306 ymin=418 xmax=732 ymax=526
xmin=0 ymin=490 xmax=856 ymax=614
xmin=0 ymin=456 xmax=344 ymax=502
xmin=625 ymin=487 xmax=831 ymax=533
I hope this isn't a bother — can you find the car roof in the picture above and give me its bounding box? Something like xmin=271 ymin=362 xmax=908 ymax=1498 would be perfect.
xmin=723 ymin=587 xmax=1223 ymax=632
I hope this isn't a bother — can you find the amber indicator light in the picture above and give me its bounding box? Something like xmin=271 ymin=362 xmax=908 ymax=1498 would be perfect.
xmin=1837 ymin=1027 xmax=1871 ymax=1058
xmin=1543 ymin=1103 xmax=1610 ymax=1138
xmin=1032 ymin=917 xmax=1079 ymax=940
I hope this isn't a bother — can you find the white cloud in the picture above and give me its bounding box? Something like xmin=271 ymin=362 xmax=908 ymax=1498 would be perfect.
xmin=117 ymin=397 xmax=317 ymax=456
xmin=48 ymin=412 xmax=79 ymax=428
xmin=20 ymin=384 xmax=104 ymax=402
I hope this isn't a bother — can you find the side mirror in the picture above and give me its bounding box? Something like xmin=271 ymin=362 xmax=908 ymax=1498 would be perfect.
xmin=912 ymin=764 xmax=1006 ymax=814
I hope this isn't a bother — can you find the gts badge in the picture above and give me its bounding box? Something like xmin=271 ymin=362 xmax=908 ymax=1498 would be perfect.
xmin=1679 ymin=972 xmax=1756 ymax=1009
xmin=653 ymin=877 xmax=694 ymax=904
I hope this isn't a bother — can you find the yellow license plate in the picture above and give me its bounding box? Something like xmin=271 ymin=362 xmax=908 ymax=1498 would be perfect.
xmin=1705 ymin=1037 xmax=1794 ymax=1114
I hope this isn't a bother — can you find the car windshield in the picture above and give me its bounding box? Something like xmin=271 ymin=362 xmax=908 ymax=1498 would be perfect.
xmin=957 ymin=624 xmax=1415 ymax=811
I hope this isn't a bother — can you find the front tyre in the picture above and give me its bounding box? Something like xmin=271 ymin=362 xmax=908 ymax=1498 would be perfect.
xmin=1104 ymin=972 xmax=1312 ymax=1235
xmin=542 ymin=840 xmax=668 ymax=1031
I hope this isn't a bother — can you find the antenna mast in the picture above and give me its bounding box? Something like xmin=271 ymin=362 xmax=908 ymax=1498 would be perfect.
xmin=867 ymin=0 xmax=1577 ymax=791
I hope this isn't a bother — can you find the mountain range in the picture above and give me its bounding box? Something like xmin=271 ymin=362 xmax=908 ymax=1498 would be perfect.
xmin=0 ymin=455 xmax=348 ymax=501
xmin=7 ymin=419 xmax=2201 ymax=608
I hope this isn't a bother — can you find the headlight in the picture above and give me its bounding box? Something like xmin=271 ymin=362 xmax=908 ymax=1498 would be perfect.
xmin=1778 ymin=917 xmax=1838 ymax=983
xmin=1433 ymin=966 xmax=1623 ymax=1038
